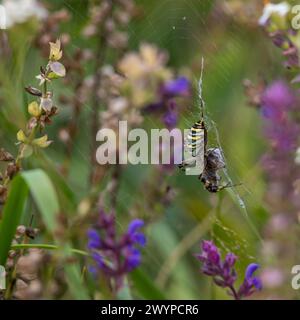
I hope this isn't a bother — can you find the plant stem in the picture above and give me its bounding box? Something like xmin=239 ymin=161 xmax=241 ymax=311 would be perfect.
xmin=229 ymin=285 xmax=239 ymax=300
xmin=10 ymin=243 xmax=89 ymax=257
xmin=89 ymin=1 xmax=113 ymax=184
xmin=155 ymin=210 xmax=215 ymax=288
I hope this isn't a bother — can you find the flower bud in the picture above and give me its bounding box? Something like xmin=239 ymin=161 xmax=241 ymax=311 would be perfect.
xmin=49 ymin=39 xmax=63 ymax=61
xmin=28 ymin=101 xmax=42 ymax=117
xmin=17 ymin=130 xmax=27 ymax=143
xmin=16 ymin=225 xmax=26 ymax=236
xmin=40 ymin=96 xmax=53 ymax=111
xmin=32 ymin=135 xmax=52 ymax=148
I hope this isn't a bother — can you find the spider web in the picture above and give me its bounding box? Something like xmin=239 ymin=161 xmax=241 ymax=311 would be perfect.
xmin=194 ymin=58 xmax=262 ymax=243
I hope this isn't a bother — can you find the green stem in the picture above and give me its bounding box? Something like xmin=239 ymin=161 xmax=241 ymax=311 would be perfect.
xmin=4 ymin=260 xmax=18 ymax=299
xmin=43 ymin=81 xmax=47 ymax=97
xmin=10 ymin=244 xmax=89 ymax=257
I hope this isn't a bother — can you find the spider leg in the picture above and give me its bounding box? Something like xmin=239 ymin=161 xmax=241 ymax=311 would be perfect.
xmin=178 ymin=157 xmax=197 ymax=171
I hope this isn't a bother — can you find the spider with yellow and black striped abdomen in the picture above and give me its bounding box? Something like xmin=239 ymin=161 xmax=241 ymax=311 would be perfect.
xmin=179 ymin=59 xmax=240 ymax=193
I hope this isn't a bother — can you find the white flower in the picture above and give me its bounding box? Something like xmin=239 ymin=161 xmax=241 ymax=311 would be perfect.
xmin=35 ymin=73 xmax=50 ymax=86
xmin=1 ymin=0 xmax=48 ymax=29
xmin=258 ymin=1 xmax=290 ymax=26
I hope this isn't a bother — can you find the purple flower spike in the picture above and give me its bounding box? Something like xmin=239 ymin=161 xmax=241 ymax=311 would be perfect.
xmin=260 ymin=80 xmax=299 ymax=153
xmin=87 ymin=209 xmax=146 ymax=291
xmin=261 ymin=81 xmax=295 ymax=120
xmin=196 ymin=240 xmax=262 ymax=300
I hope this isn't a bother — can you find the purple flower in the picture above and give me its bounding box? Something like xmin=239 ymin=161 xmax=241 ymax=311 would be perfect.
xmin=196 ymin=240 xmax=262 ymax=300
xmin=283 ymin=46 xmax=299 ymax=68
xmin=225 ymin=253 xmax=237 ymax=267
xmin=260 ymin=81 xmax=299 ymax=152
xmin=87 ymin=209 xmax=146 ymax=291
xmin=261 ymin=81 xmax=295 ymax=121
xmin=264 ymin=121 xmax=299 ymax=152
xmin=163 ymin=109 xmax=177 ymax=128
xmin=162 ymin=100 xmax=178 ymax=128
xmin=92 ymin=252 xmax=104 ymax=268
xmin=237 ymin=264 xmax=262 ymax=298
xmin=200 ymin=240 xmax=221 ymax=266
xmin=267 ymin=27 xmax=299 ymax=68
xmin=144 ymin=101 xmax=164 ymax=113
xmin=245 ymin=263 xmax=261 ymax=283
xmin=144 ymin=100 xmax=178 ymax=128
xmin=127 ymin=219 xmax=144 ymax=233
xmin=87 ymin=229 xmax=101 ymax=249
xmin=144 ymin=76 xmax=190 ymax=129
xmin=125 ymin=247 xmax=141 ymax=271
xmin=196 ymin=241 xmax=236 ymax=287
xmin=127 ymin=219 xmax=146 ymax=246
xmin=162 ymin=76 xmax=190 ymax=97
xmin=270 ymin=31 xmax=286 ymax=48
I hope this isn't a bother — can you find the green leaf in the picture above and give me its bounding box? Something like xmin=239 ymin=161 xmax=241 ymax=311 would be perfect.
xmin=131 ymin=269 xmax=166 ymax=300
xmin=0 ymin=175 xmax=29 ymax=266
xmin=35 ymin=153 xmax=77 ymax=212
xmin=21 ymin=169 xmax=59 ymax=232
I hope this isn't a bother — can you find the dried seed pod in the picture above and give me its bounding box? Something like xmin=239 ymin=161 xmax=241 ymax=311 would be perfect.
xmin=0 ymin=185 xmax=7 ymax=204
xmin=40 ymin=66 xmax=46 ymax=75
xmin=243 ymin=78 xmax=266 ymax=108
xmin=8 ymin=250 xmax=16 ymax=259
xmin=104 ymin=18 xmax=116 ymax=33
xmin=25 ymin=86 xmax=42 ymax=97
xmin=6 ymin=258 xmax=14 ymax=269
xmin=25 ymin=227 xmax=38 ymax=239
xmin=5 ymin=162 xmax=20 ymax=180
xmin=107 ymin=31 xmax=128 ymax=49
xmin=114 ymin=10 xmax=130 ymax=26
xmin=0 ymin=148 xmax=14 ymax=162
xmin=0 ymin=185 xmax=7 ymax=196
xmin=39 ymin=106 xmax=58 ymax=129
xmin=40 ymin=96 xmax=53 ymax=111
xmin=28 ymin=117 xmax=38 ymax=130
xmin=16 ymin=225 xmax=26 ymax=236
